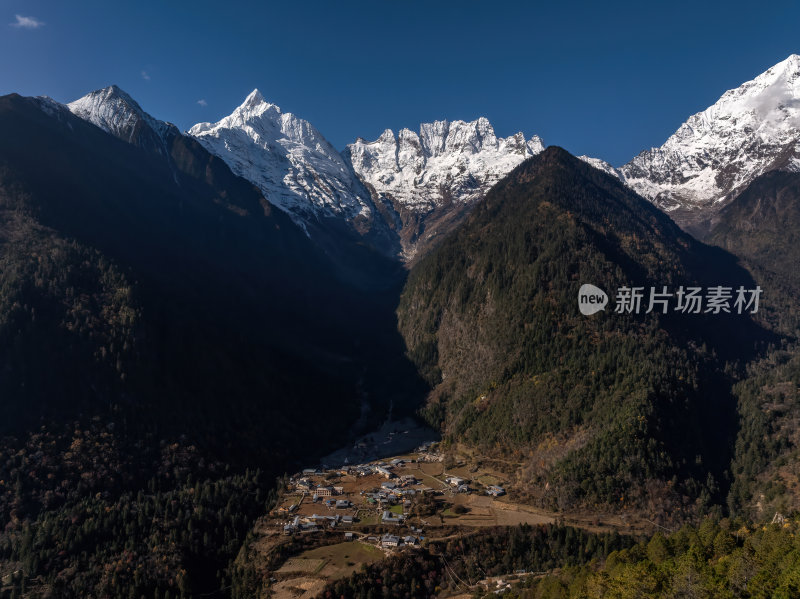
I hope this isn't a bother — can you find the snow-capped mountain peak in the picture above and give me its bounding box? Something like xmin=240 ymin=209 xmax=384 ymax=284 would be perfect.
xmin=222 ymin=88 xmax=285 ymax=125
xmin=188 ymin=91 xmax=375 ymax=227
xmin=243 ymin=88 xmax=266 ymax=108
xmin=67 ymin=85 xmax=178 ymax=154
xmin=620 ymin=54 xmax=800 ymax=230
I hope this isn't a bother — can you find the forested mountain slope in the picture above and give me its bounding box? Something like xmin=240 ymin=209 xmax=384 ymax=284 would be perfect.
xmin=398 ymin=147 xmax=773 ymax=517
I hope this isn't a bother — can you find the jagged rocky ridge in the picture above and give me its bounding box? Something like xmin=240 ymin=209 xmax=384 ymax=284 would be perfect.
xmin=344 ymin=120 xmax=544 ymax=259
xmin=184 ymin=90 xmax=544 ymax=259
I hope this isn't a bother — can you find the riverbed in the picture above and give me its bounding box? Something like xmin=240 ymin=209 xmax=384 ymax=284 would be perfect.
xmin=318 ymin=416 xmax=438 ymax=468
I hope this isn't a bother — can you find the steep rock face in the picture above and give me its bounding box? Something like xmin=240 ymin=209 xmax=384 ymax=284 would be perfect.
xmin=345 ymin=118 xmax=544 ymax=259
xmin=620 ymin=54 xmax=800 ymax=235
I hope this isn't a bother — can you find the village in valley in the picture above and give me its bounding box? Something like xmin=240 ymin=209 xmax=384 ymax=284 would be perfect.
xmin=246 ymin=435 xmax=572 ymax=599
xmin=235 ymin=418 xmax=659 ymax=599
xmin=275 ymin=442 xmax=507 ymax=550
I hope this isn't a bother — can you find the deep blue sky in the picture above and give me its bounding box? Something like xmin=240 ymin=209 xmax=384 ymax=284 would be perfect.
xmin=2 ymin=0 xmax=798 ymax=165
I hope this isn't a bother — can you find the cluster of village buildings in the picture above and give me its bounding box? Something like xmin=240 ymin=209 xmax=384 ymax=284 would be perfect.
xmin=273 ymin=448 xmax=505 ymax=551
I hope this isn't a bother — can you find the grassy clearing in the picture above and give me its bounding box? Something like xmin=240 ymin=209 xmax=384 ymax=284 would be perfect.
xmin=476 ymin=474 xmax=501 ymax=486
xmin=302 ymin=542 xmax=383 ymax=576
xmin=416 ymin=472 xmax=447 ymax=489
xmin=446 ymin=466 xmax=474 ymax=479
xmin=276 ymin=557 xmax=327 ymax=574
xmin=357 ymin=513 xmax=378 ymax=525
